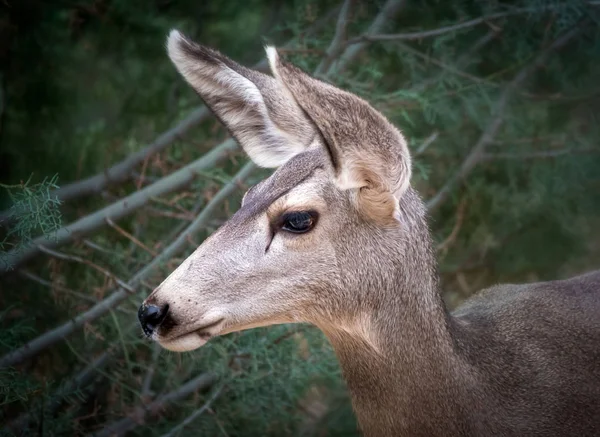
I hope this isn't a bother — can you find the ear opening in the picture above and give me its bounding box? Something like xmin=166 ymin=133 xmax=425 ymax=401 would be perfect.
xmin=266 ymin=46 xmax=412 ymax=225
xmin=167 ymin=31 xmax=317 ymax=168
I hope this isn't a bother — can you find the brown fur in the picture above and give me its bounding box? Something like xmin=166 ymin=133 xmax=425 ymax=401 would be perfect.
xmin=140 ymin=31 xmax=600 ymax=436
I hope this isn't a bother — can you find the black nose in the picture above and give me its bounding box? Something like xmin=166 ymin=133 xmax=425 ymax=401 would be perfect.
xmin=138 ymin=303 xmax=169 ymax=336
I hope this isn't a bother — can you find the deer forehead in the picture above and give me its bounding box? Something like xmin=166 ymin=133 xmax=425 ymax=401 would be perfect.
xmin=237 ymin=149 xmax=328 ymax=219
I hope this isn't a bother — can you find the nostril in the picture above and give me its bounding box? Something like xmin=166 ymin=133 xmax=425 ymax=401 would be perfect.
xmin=138 ymin=303 xmax=169 ymax=336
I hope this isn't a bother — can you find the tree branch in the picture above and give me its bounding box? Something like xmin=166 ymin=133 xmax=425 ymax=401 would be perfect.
xmin=91 ymin=372 xmax=217 ymax=437
xmin=37 ymin=245 xmax=136 ymax=293
xmin=426 ymin=25 xmax=584 ymax=213
xmin=106 ymin=216 xmax=157 ymax=257
xmin=160 ymin=385 xmax=224 ymax=437
xmin=141 ymin=343 xmax=162 ymax=402
xmin=396 ymin=42 xmax=496 ymax=86
xmin=314 ymin=0 xmax=354 ymax=76
xmin=0 ymin=138 xmax=238 ymax=274
xmin=414 ymin=131 xmax=439 ymax=157
xmin=18 ymin=270 xmax=135 ymax=315
xmin=4 ymin=349 xmax=114 ymax=433
xmin=0 ymin=6 xmax=341 ymax=225
xmin=481 ymin=147 xmax=599 ymax=160
xmin=0 ymin=162 xmax=256 ymax=369
xmin=328 ymin=0 xmax=406 ymax=76
xmin=411 ymin=30 xmax=498 ymax=94
xmin=436 ymin=198 xmax=467 ymax=253
xmin=347 ymin=3 xmax=595 ymax=45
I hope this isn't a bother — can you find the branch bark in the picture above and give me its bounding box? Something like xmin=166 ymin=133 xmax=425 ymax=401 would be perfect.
xmin=0 ymin=162 xmax=256 ymax=369
xmin=347 ymin=3 xmax=596 ymax=45
xmin=159 ymin=385 xmax=224 ymax=437
xmin=328 ymin=0 xmax=406 ymax=76
xmin=18 ymin=270 xmax=135 ymax=315
xmin=4 ymin=349 xmax=114 ymax=433
xmin=141 ymin=343 xmax=162 ymax=401
xmin=426 ymin=25 xmax=583 ymax=213
xmin=481 ymin=147 xmax=599 ymax=160
xmin=91 ymin=372 xmax=217 ymax=437
xmin=0 ymin=139 xmax=238 ymax=274
xmin=0 ymin=5 xmax=341 ymax=225
xmin=37 ymin=245 xmax=136 ymax=293
xmin=314 ymin=0 xmax=354 ymax=76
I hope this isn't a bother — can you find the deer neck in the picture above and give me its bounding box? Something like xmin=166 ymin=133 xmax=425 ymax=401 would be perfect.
xmin=319 ymin=195 xmax=474 ymax=436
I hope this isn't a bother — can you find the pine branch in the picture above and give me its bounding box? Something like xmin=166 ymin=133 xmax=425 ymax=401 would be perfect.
xmin=141 ymin=343 xmax=162 ymax=402
xmin=396 ymin=42 xmax=497 ymax=86
xmin=436 ymin=198 xmax=467 ymax=253
xmin=314 ymin=0 xmax=354 ymax=76
xmin=37 ymin=245 xmax=135 ymax=293
xmin=0 ymin=161 xmax=256 ymax=369
xmin=160 ymin=385 xmax=224 ymax=437
xmin=426 ymin=25 xmax=584 ymax=213
xmin=411 ymin=30 xmax=498 ymax=94
xmin=481 ymin=147 xmax=599 ymax=160
xmin=347 ymin=3 xmax=596 ymax=45
xmin=329 ymin=0 xmax=406 ymax=76
xmin=18 ymin=270 xmax=135 ymax=316
xmin=414 ymin=131 xmax=439 ymax=157
xmin=4 ymin=349 xmax=114 ymax=434
xmin=91 ymin=372 xmax=217 ymax=437
xmin=106 ymin=216 xmax=157 ymax=257
xmin=0 ymin=138 xmax=238 ymax=274
xmin=0 ymin=6 xmax=341 ymax=225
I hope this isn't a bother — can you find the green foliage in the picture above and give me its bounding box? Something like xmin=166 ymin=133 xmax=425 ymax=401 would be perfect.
xmin=0 ymin=176 xmax=62 ymax=269
xmin=1 ymin=0 xmax=599 ymax=436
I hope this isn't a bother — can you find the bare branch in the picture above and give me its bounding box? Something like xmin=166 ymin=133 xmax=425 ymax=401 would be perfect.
xmin=347 ymin=4 xmax=594 ymax=45
xmin=18 ymin=270 xmax=135 ymax=315
xmin=481 ymin=147 xmax=599 ymax=160
xmin=0 ymin=139 xmax=238 ymax=274
xmin=436 ymin=198 xmax=467 ymax=253
xmin=315 ymin=0 xmax=354 ymax=76
xmin=0 ymin=162 xmax=256 ymax=369
xmin=28 ymin=105 xmax=210 ymax=210
xmin=160 ymin=385 xmax=224 ymax=437
xmin=91 ymin=372 xmax=217 ymax=437
xmin=411 ymin=30 xmax=498 ymax=94
xmin=414 ymin=131 xmax=439 ymax=157
xmin=0 ymin=7 xmax=341 ymax=225
xmin=83 ymin=239 xmax=129 ymax=259
xmin=396 ymin=42 xmax=496 ymax=85
xmin=426 ymin=25 xmax=584 ymax=213
xmin=106 ymin=217 xmax=157 ymax=257
xmin=38 ymin=245 xmax=136 ymax=293
xmin=4 ymin=349 xmax=114 ymax=433
xmin=329 ymin=0 xmax=406 ymax=76
xmin=141 ymin=343 xmax=162 ymax=402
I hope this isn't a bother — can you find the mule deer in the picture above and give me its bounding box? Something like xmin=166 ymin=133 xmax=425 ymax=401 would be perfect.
xmin=138 ymin=30 xmax=600 ymax=436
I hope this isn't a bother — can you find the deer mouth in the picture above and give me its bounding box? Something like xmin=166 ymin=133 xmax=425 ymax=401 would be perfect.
xmin=192 ymin=318 xmax=226 ymax=339
xmin=157 ymin=318 xmax=225 ymax=352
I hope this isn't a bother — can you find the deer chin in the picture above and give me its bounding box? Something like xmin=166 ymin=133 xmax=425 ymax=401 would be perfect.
xmin=157 ymin=332 xmax=208 ymax=352
xmin=156 ymin=318 xmax=226 ymax=352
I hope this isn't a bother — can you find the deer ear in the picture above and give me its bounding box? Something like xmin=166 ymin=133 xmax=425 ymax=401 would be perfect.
xmin=167 ymin=30 xmax=316 ymax=168
xmin=266 ymin=47 xmax=412 ymax=225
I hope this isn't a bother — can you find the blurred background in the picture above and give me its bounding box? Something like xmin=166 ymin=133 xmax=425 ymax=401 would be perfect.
xmin=1 ymin=0 xmax=599 ymax=435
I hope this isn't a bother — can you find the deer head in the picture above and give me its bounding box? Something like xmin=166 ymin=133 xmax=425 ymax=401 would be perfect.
xmin=138 ymin=30 xmax=428 ymax=353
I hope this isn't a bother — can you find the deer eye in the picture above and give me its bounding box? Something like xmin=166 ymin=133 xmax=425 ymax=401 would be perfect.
xmin=281 ymin=211 xmax=317 ymax=234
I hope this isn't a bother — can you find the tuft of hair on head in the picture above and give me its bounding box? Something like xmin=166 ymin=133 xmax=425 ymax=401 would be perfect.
xmin=265 ymin=45 xmax=282 ymax=79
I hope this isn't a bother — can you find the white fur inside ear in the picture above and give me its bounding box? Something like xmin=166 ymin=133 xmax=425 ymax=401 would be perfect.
xmin=265 ymin=46 xmax=280 ymax=78
xmin=167 ymin=30 xmax=263 ymax=107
